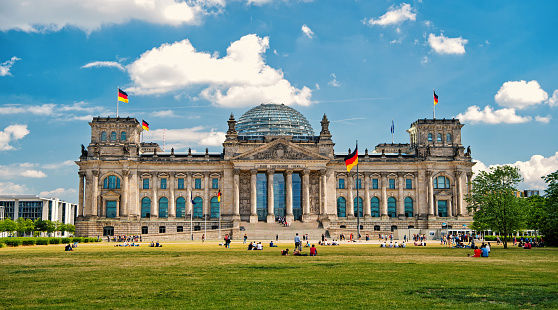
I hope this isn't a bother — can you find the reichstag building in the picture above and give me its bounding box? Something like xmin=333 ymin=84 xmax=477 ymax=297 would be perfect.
xmin=75 ymin=103 xmax=475 ymax=238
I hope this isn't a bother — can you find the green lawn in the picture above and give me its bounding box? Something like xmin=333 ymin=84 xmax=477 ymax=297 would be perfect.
xmin=1 ymin=242 xmax=557 ymax=309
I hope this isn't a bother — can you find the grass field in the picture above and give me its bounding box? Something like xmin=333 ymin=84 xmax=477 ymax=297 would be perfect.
xmin=1 ymin=241 xmax=557 ymax=309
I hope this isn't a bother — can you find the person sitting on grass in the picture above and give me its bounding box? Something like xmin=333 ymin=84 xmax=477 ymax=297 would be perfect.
xmin=305 ymin=241 xmax=310 ymax=247
xmin=401 ymin=242 xmax=406 ymax=248
xmin=155 ymin=241 xmax=162 ymax=247
xmin=281 ymin=249 xmax=289 ymax=255
xmin=256 ymin=242 xmax=263 ymax=250
xmin=149 ymin=241 xmax=155 ymax=247
xmin=65 ymin=244 xmax=73 ymax=251
xmin=310 ymin=244 xmax=317 ymax=256
xmin=481 ymin=244 xmax=489 ymax=257
xmin=248 ymin=242 xmax=254 ymax=250
xmin=269 ymin=241 xmax=278 ymax=247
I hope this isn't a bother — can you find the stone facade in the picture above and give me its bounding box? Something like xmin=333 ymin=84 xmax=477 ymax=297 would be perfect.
xmin=75 ymin=113 xmax=475 ymax=238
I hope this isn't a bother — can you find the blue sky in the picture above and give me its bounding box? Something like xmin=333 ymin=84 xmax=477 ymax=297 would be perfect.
xmin=1 ymin=0 xmax=557 ymax=202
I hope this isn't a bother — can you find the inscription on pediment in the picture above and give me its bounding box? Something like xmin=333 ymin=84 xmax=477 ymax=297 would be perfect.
xmin=251 ymin=143 xmax=313 ymax=160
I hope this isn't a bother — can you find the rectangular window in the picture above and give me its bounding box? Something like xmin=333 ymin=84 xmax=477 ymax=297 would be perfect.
xmin=338 ymin=178 xmax=345 ymax=189
xmin=178 ymin=178 xmax=184 ymax=189
xmin=142 ymin=178 xmax=149 ymax=189
xmin=195 ymin=178 xmax=202 ymax=189
xmin=212 ymin=178 xmax=219 ymax=189
xmin=106 ymin=201 xmax=116 ymax=218
xmin=372 ymin=178 xmax=378 ymax=189
xmin=159 ymin=226 xmax=166 ymax=234
xmin=141 ymin=226 xmax=148 ymax=234
xmin=161 ymin=178 xmax=167 ymax=189
xmin=355 ymin=178 xmax=361 ymax=189
xmin=177 ymin=226 xmax=183 ymax=232
xmin=389 ymin=179 xmax=395 ymax=189
xmin=406 ymin=178 xmax=412 ymax=189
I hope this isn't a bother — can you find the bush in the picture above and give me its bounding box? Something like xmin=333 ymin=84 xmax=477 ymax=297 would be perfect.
xmin=36 ymin=238 xmax=49 ymax=245
xmin=82 ymin=238 xmax=90 ymax=243
xmin=4 ymin=238 xmax=23 ymax=247
xmin=61 ymin=237 xmax=71 ymax=244
xmin=49 ymin=238 xmax=61 ymax=245
xmin=89 ymin=237 xmax=99 ymax=243
xmin=0 ymin=242 xmax=4 ymax=248
xmin=72 ymin=237 xmax=83 ymax=243
xmin=22 ymin=239 xmax=36 ymax=246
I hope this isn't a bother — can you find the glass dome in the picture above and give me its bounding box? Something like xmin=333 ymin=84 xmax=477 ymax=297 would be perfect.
xmin=236 ymin=103 xmax=315 ymax=136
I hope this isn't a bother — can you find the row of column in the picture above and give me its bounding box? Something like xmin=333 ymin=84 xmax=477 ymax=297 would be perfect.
xmin=426 ymin=170 xmax=468 ymax=217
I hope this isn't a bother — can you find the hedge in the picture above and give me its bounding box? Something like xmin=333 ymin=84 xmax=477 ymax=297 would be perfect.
xmin=48 ymin=238 xmax=61 ymax=245
xmin=72 ymin=237 xmax=83 ymax=243
xmin=36 ymin=238 xmax=49 ymax=245
xmin=82 ymin=238 xmax=90 ymax=243
xmin=4 ymin=238 xmax=23 ymax=247
xmin=22 ymin=239 xmax=36 ymax=246
xmin=0 ymin=242 xmax=4 ymax=248
xmin=61 ymin=237 xmax=71 ymax=244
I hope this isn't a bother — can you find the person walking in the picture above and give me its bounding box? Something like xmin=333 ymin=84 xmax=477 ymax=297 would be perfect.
xmin=202 ymin=234 xmax=205 ymax=243
xmin=294 ymin=233 xmax=301 ymax=251
xmin=243 ymin=234 xmax=247 ymax=244
xmin=276 ymin=234 xmax=279 ymax=241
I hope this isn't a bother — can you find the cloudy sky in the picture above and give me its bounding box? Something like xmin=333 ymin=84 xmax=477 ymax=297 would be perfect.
xmin=1 ymin=0 xmax=557 ymax=202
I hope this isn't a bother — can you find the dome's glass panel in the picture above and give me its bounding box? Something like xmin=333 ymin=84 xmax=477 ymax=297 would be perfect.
xmin=236 ymin=103 xmax=315 ymax=136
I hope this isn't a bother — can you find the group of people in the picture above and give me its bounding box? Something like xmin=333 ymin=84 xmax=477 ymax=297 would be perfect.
xmin=105 ymin=235 xmax=141 ymax=243
xmin=247 ymin=241 xmax=263 ymax=250
xmin=469 ymin=243 xmax=490 ymax=257
xmin=379 ymin=234 xmax=394 ymax=242
xmin=514 ymin=236 xmax=544 ymax=248
xmin=380 ymin=241 xmax=406 ymax=248
xmin=281 ymin=244 xmax=317 ymax=256
xmin=114 ymin=241 xmax=140 ymax=247
xmin=149 ymin=241 xmax=162 ymax=247
xmin=275 ymin=216 xmax=289 ymax=227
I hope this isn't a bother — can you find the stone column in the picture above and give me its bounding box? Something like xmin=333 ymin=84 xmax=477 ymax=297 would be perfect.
xmin=320 ymin=169 xmax=327 ymax=216
xmin=285 ymin=170 xmax=294 ymax=223
xmin=233 ymin=169 xmax=240 ymax=218
xmin=427 ymin=171 xmax=434 ymax=216
xmin=456 ymin=170 xmax=463 ymax=216
xmin=266 ymin=169 xmax=275 ymax=223
xmin=151 ymin=173 xmax=158 ymax=217
xmin=204 ymin=172 xmax=209 ymax=219
xmin=448 ymin=198 xmax=453 ymax=217
xmin=347 ymin=172 xmax=355 ymax=217
xmin=169 ymin=172 xmax=176 ymax=218
xmin=302 ymin=169 xmax=311 ymax=222
xmin=250 ymin=169 xmax=258 ymax=223
xmin=397 ymin=172 xmax=405 ymax=217
xmin=186 ymin=173 xmax=193 ymax=218
xmin=78 ymin=172 xmax=85 ymax=217
xmin=466 ymin=173 xmax=473 ymax=215
xmin=121 ymin=171 xmax=129 ymax=217
xmin=364 ymin=173 xmax=371 ymax=218
xmin=380 ymin=172 xmax=388 ymax=218
xmin=92 ymin=170 xmax=99 ymax=217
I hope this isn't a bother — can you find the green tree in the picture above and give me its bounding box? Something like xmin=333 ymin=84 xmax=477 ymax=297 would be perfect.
xmin=34 ymin=218 xmax=47 ymax=236
xmin=66 ymin=223 xmax=76 ymax=235
xmin=16 ymin=218 xmax=35 ymax=236
xmin=466 ymin=165 xmax=527 ymax=249
xmin=541 ymin=171 xmax=558 ymax=246
xmin=526 ymin=195 xmax=546 ymax=232
xmin=45 ymin=220 xmax=56 ymax=236
xmin=56 ymin=222 xmax=66 ymax=236
xmin=2 ymin=219 xmax=18 ymax=236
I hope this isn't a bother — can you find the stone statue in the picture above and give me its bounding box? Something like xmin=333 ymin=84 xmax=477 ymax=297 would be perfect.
xmin=123 ymin=145 xmax=129 ymax=155
xmin=171 ymin=148 xmax=174 ymax=156
xmin=467 ymin=146 xmax=471 ymax=156
xmin=153 ymin=148 xmax=157 ymax=156
xmin=188 ymin=148 xmax=192 ymax=155
xmin=81 ymin=144 xmax=88 ymax=157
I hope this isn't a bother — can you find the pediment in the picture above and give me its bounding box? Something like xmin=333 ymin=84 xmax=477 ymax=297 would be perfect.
xmin=101 ymin=190 xmax=121 ymax=199
xmin=434 ymin=190 xmax=452 ymax=198
xmin=232 ymin=139 xmax=330 ymax=161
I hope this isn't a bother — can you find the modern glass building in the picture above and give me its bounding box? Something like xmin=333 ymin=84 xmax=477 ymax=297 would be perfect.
xmin=235 ymin=103 xmax=315 ymax=136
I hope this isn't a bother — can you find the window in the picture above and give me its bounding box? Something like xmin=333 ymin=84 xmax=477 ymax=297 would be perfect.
xmin=391 ymin=225 xmax=398 ymax=232
xmin=177 ymin=178 xmax=184 ymax=189
xmin=438 ymin=200 xmax=448 ymax=217
xmin=437 ymin=133 xmax=442 ymax=142
xmin=176 ymin=197 xmax=186 ymax=217
xmin=428 ymin=133 xmax=432 ymax=142
xmin=434 ymin=176 xmax=450 ymax=189
xmin=103 ymin=226 xmax=114 ymax=236
xmin=193 ymin=197 xmax=203 ymax=218
xmin=141 ymin=197 xmax=151 ymax=218
xmin=388 ymin=197 xmax=396 ymax=218
xmin=404 ymin=197 xmax=413 ymax=217
xmin=355 ymin=178 xmax=361 ymax=189
xmin=18 ymin=201 xmax=43 ymax=221
xmin=48 ymin=201 xmax=52 ymax=221
xmin=212 ymin=178 xmax=219 ymax=189
xmin=177 ymin=226 xmax=183 ymax=232
xmin=101 ymin=131 xmax=107 ymax=141
xmin=354 ymin=197 xmax=363 ymax=217
xmin=372 ymin=178 xmax=378 ymax=189
xmin=292 ymin=173 xmax=302 ymax=221
xmin=371 ymin=197 xmax=380 ymax=217
xmin=446 ymin=133 xmax=451 ymax=143
xmin=142 ymin=178 xmax=149 ymax=189
xmin=159 ymin=197 xmax=168 ymax=218
xmin=121 ymin=131 xmax=127 ymax=141
xmin=405 ymin=178 xmax=412 ymax=189
xmin=210 ymin=197 xmax=219 ymax=218
xmin=160 ymin=178 xmax=167 ymax=189
xmin=194 ymin=178 xmax=202 ymax=189
xmin=106 ymin=200 xmax=117 ymax=218
xmin=103 ymin=175 xmax=121 ymax=189
xmin=374 ymin=225 xmax=381 ymax=231
xmin=338 ymin=178 xmax=345 ymax=189
xmin=159 ymin=226 xmax=166 ymax=234
xmin=389 ymin=179 xmax=395 ymax=189
xmin=141 ymin=226 xmax=148 ymax=234
xmin=337 ymin=197 xmax=346 ymax=217
xmin=111 ymin=131 xmax=117 ymax=141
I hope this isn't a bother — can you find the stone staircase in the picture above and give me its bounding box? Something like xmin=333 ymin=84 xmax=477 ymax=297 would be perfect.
xmin=234 ymin=221 xmax=327 ymax=242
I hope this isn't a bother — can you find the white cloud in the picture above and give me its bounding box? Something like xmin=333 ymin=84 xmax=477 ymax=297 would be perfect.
xmin=365 ymin=3 xmax=416 ymax=26
xmin=40 ymin=188 xmax=77 ymax=200
xmin=246 ymin=0 xmax=273 ymax=5
xmin=0 ymin=102 xmax=107 ymax=121
xmin=548 ymin=90 xmax=558 ymax=107
xmin=0 ymin=56 xmax=20 ymax=76
xmin=328 ymin=73 xmax=340 ymax=87
xmin=127 ymin=34 xmax=313 ymax=107
xmin=421 ymin=56 xmax=429 ymax=64
xmin=43 ymin=160 xmax=75 ymax=170
xmin=153 ymin=110 xmax=180 ymax=118
xmin=301 ymin=24 xmax=315 ymax=39
xmin=0 ymin=182 xmax=30 ymax=195
xmin=455 ymin=105 xmax=532 ymax=124
xmin=82 ymin=61 xmax=125 ymax=71
xmin=144 ymin=127 xmax=226 ymax=148
xmin=0 ymin=0 xmax=223 ymax=33
xmin=0 ymin=124 xmax=29 ymax=151
xmin=494 ymin=80 xmax=548 ymax=109
xmin=535 ymin=115 xmax=551 ymax=123
xmin=21 ymin=170 xmax=48 ymax=178
xmin=0 ymin=104 xmax=56 ymax=115
xmin=0 ymin=163 xmax=47 ymax=178
xmin=428 ymin=33 xmax=468 ymax=55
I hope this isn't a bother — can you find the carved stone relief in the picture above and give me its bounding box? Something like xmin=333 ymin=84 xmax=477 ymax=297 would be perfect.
xmin=309 ymin=171 xmax=320 ymax=213
xmin=252 ymin=143 xmax=313 ymax=160
xmin=239 ymin=171 xmax=251 ymax=214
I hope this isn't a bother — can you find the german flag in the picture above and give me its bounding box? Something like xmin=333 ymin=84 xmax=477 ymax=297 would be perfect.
xmin=142 ymin=119 xmax=149 ymax=131
xmin=433 ymin=90 xmax=439 ymax=106
xmin=344 ymin=145 xmax=358 ymax=172
xmin=118 ymin=88 xmax=128 ymax=103
xmin=217 ymin=190 xmax=221 ymax=202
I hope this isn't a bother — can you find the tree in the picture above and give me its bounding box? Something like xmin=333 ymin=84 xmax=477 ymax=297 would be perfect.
xmin=56 ymin=222 xmax=66 ymax=236
xmin=45 ymin=220 xmax=56 ymax=236
xmin=2 ymin=219 xmax=18 ymax=236
xmin=34 ymin=218 xmax=47 ymax=236
xmin=66 ymin=223 xmax=76 ymax=235
xmin=16 ymin=218 xmax=35 ymax=236
xmin=541 ymin=171 xmax=558 ymax=246
xmin=526 ymin=195 xmax=546 ymax=232
xmin=466 ymin=165 xmax=527 ymax=249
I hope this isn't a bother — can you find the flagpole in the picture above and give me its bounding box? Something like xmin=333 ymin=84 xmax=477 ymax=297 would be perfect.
xmin=117 ymin=86 xmax=119 ymax=118
xmin=356 ymin=140 xmax=360 ymax=241
xmin=391 ymin=120 xmax=394 ymax=144
xmin=190 ymin=192 xmax=193 ymax=241
xmin=433 ymin=89 xmax=435 ymax=119
xmin=218 ymin=198 xmax=221 ymax=240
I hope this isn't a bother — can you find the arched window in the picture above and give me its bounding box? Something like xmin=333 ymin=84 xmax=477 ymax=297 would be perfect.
xmin=404 ymin=197 xmax=413 ymax=217
xmin=141 ymin=197 xmax=151 ymax=218
xmin=193 ymin=197 xmax=203 ymax=218
xmin=354 ymin=197 xmax=363 ymax=217
xmin=101 ymin=131 xmax=107 ymax=141
xmin=121 ymin=131 xmax=127 ymax=141
xmin=159 ymin=197 xmax=168 ymax=218
xmin=103 ymin=175 xmax=121 ymax=189
xmin=210 ymin=197 xmax=220 ymax=218
xmin=371 ymin=197 xmax=380 ymax=217
xmin=437 ymin=133 xmax=442 ymax=142
xmin=176 ymin=197 xmax=186 ymax=218
xmin=337 ymin=197 xmax=346 ymax=217
xmin=446 ymin=133 xmax=451 ymax=143
xmin=388 ymin=197 xmax=396 ymax=218
xmin=434 ymin=176 xmax=451 ymax=189
xmin=110 ymin=131 xmax=117 ymax=141
xmin=428 ymin=133 xmax=432 ymax=142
